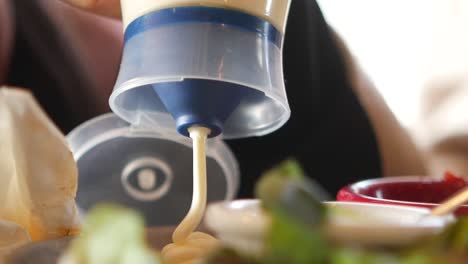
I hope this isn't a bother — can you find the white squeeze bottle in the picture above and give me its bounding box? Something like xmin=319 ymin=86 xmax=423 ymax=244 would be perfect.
xmin=109 ymin=1 xmax=293 ymax=263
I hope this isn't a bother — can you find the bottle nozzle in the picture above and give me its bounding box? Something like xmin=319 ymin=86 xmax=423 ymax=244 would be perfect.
xmin=153 ymin=79 xmax=255 ymax=138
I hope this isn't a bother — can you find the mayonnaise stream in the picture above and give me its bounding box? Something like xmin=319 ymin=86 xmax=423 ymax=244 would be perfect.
xmin=162 ymin=126 xmax=219 ymax=264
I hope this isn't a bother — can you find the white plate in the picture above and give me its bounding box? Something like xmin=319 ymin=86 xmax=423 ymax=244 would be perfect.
xmin=204 ymin=199 xmax=455 ymax=253
xmin=324 ymin=201 xmax=454 ymax=246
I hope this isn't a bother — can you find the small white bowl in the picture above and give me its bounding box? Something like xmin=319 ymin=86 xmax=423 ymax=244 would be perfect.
xmin=324 ymin=201 xmax=455 ymax=246
xmin=204 ymin=199 xmax=455 ymax=254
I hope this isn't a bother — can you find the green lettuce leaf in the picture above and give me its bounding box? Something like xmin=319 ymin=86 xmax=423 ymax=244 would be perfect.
xmin=255 ymin=159 xmax=329 ymax=264
xmin=60 ymin=204 xmax=160 ymax=264
xmin=255 ymin=159 xmax=325 ymax=226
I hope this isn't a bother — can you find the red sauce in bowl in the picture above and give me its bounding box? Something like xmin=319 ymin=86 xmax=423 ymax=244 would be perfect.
xmin=337 ymin=171 xmax=468 ymax=216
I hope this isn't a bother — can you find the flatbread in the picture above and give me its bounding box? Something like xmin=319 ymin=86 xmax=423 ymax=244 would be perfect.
xmin=0 ymin=87 xmax=80 ymax=249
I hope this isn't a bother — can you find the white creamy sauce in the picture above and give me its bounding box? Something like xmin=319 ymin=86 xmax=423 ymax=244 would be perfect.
xmin=161 ymin=126 xmax=218 ymax=264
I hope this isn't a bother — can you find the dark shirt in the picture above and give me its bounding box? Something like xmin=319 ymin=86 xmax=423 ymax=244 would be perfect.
xmin=6 ymin=0 xmax=382 ymax=197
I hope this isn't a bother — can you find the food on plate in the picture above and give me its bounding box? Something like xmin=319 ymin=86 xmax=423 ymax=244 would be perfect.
xmin=161 ymin=232 xmax=218 ymax=264
xmin=58 ymin=204 xmax=160 ymax=264
xmin=0 ymin=88 xmax=80 ymax=257
xmin=204 ymin=160 xmax=468 ymax=264
xmin=57 ymin=159 xmax=467 ymax=264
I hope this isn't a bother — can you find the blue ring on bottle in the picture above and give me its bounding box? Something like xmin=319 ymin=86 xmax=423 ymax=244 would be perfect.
xmin=124 ymin=6 xmax=283 ymax=48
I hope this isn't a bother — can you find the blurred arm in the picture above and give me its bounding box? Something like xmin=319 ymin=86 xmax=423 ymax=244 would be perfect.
xmin=332 ymin=30 xmax=427 ymax=177
xmin=417 ymin=78 xmax=468 ymax=178
xmin=59 ymin=0 xmax=121 ymax=18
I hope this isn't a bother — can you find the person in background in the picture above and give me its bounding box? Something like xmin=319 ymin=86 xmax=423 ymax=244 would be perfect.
xmin=417 ymin=78 xmax=468 ymax=178
xmin=0 ymin=0 xmax=426 ymax=197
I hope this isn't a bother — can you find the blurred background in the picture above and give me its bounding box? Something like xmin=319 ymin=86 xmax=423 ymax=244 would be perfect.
xmin=319 ymin=0 xmax=468 ymax=127
xmin=2 ymin=0 xmax=468 ymax=178
xmin=318 ymin=0 xmax=468 ymax=176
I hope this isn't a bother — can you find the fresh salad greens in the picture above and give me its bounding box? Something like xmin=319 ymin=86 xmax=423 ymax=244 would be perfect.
xmin=255 ymin=159 xmax=325 ymax=226
xmin=59 ymin=204 xmax=160 ymax=264
xmin=255 ymin=159 xmax=329 ymax=264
